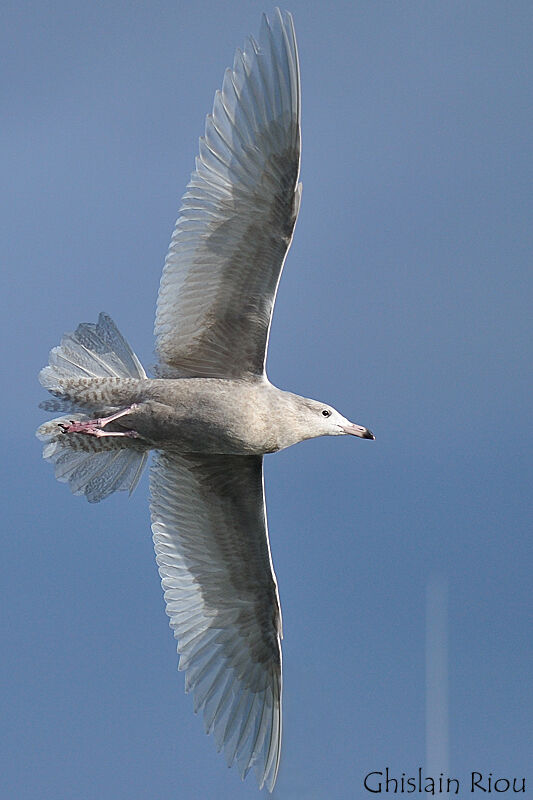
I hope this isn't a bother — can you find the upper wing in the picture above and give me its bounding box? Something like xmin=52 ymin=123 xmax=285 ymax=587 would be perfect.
xmin=150 ymin=451 xmax=282 ymax=791
xmin=155 ymin=9 xmax=301 ymax=378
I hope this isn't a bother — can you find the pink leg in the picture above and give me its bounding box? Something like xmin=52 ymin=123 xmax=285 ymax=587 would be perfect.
xmin=92 ymin=429 xmax=139 ymax=439
xmin=59 ymin=404 xmax=140 ymax=438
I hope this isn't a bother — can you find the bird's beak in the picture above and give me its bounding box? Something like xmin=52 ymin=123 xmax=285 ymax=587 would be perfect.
xmin=341 ymin=423 xmax=375 ymax=440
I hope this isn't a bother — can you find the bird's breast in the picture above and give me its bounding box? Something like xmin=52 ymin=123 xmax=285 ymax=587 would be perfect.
xmin=129 ymin=379 xmax=278 ymax=455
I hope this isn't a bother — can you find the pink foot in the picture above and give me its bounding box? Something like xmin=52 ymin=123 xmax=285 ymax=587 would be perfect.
xmin=59 ymin=419 xmax=104 ymax=435
xmin=59 ymin=404 xmax=140 ymax=439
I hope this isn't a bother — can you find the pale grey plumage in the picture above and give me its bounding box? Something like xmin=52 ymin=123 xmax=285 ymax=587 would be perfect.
xmin=155 ymin=9 xmax=301 ymax=379
xmin=37 ymin=9 xmax=374 ymax=793
xmin=151 ymin=452 xmax=281 ymax=790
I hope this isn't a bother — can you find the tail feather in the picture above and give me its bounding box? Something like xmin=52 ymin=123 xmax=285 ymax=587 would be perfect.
xmin=37 ymin=313 xmax=149 ymax=502
xmin=39 ymin=312 xmax=146 ymax=394
xmin=37 ymin=416 xmax=148 ymax=503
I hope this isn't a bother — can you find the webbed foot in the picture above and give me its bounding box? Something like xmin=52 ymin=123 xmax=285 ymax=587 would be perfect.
xmin=59 ymin=404 xmax=140 ymax=438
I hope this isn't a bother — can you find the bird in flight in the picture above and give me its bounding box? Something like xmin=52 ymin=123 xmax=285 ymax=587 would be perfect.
xmin=37 ymin=8 xmax=374 ymax=792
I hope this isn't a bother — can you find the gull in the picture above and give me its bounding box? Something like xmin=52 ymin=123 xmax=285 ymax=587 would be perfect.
xmin=37 ymin=9 xmax=374 ymax=792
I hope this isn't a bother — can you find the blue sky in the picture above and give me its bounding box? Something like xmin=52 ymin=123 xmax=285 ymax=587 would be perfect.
xmin=2 ymin=1 xmax=532 ymax=798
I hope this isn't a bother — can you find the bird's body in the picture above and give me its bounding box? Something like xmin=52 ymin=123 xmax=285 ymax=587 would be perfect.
xmin=43 ymin=373 xmax=360 ymax=454
xmin=37 ymin=9 xmax=373 ymax=792
xmin=122 ymin=376 xmax=282 ymax=454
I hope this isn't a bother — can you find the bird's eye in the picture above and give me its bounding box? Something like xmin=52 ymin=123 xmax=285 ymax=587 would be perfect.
xmin=322 ymin=409 xmax=331 ymax=417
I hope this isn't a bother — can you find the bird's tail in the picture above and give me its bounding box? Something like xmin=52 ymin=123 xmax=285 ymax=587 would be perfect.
xmin=39 ymin=312 xmax=147 ymax=410
xmin=36 ymin=416 xmax=148 ymax=502
xmin=37 ymin=313 xmax=148 ymax=503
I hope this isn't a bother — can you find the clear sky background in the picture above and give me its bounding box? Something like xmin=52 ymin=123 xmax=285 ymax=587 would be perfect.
xmin=2 ymin=2 xmax=532 ymax=798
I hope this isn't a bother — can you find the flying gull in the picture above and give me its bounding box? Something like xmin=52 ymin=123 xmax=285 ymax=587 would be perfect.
xmin=37 ymin=8 xmax=374 ymax=792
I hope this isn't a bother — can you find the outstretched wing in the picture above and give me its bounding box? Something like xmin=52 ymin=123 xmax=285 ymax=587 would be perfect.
xmin=155 ymin=9 xmax=301 ymax=378
xmin=150 ymin=452 xmax=282 ymax=791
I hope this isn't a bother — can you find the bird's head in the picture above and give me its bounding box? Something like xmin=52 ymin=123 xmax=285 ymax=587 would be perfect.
xmin=296 ymin=396 xmax=375 ymax=441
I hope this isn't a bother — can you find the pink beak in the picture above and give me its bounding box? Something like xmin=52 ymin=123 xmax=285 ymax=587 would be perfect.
xmin=342 ymin=423 xmax=375 ymax=440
